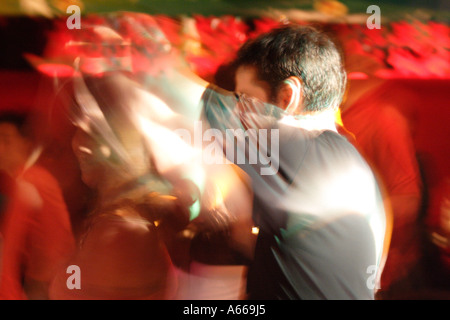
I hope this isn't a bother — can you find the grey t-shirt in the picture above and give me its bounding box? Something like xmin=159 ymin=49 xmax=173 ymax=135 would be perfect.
xmin=201 ymin=86 xmax=386 ymax=299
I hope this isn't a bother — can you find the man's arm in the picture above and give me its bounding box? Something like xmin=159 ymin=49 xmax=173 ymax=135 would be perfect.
xmin=143 ymin=67 xmax=209 ymax=121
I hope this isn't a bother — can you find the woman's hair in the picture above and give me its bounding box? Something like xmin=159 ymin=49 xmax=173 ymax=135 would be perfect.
xmin=234 ymin=24 xmax=347 ymax=112
xmin=72 ymin=73 xmax=155 ymax=175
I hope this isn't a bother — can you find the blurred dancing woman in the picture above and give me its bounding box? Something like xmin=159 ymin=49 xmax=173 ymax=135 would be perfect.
xmin=48 ymin=74 xmax=194 ymax=299
xmin=44 ymin=17 xmax=254 ymax=299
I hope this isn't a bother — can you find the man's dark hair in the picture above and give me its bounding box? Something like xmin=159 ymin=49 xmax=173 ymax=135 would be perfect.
xmin=234 ymin=24 xmax=347 ymax=112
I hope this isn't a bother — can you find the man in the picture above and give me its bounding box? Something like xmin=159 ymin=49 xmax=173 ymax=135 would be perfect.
xmin=139 ymin=23 xmax=388 ymax=299
xmin=0 ymin=111 xmax=75 ymax=299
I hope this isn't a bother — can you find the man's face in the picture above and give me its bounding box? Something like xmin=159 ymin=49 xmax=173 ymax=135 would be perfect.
xmin=0 ymin=123 xmax=30 ymax=174
xmin=235 ymin=65 xmax=273 ymax=104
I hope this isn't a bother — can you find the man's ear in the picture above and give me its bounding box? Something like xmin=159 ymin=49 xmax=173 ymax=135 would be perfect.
xmin=276 ymin=76 xmax=303 ymax=114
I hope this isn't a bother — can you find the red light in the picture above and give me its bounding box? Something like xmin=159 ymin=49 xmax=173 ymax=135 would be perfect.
xmin=36 ymin=63 xmax=75 ymax=78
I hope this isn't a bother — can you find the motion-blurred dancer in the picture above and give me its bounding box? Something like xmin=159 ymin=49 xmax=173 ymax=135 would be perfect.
xmin=0 ymin=111 xmax=75 ymax=299
xmin=139 ymin=22 xmax=388 ymax=299
xmin=42 ymin=18 xmax=254 ymax=299
xmin=48 ymin=74 xmax=195 ymax=299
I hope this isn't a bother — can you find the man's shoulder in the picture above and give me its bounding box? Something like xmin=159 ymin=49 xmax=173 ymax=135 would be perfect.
xmin=278 ymin=126 xmax=355 ymax=151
